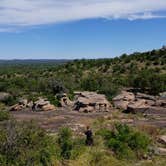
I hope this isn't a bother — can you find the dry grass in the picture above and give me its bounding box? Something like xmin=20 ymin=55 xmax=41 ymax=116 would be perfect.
xmin=137 ymin=124 xmax=160 ymax=139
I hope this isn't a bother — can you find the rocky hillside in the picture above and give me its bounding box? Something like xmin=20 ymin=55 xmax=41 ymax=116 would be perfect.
xmin=0 ymin=47 xmax=165 ymax=106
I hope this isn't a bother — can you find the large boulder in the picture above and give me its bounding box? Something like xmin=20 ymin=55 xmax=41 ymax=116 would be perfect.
xmin=34 ymin=98 xmax=50 ymax=106
xmin=113 ymin=91 xmax=135 ymax=110
xmin=73 ymin=91 xmax=111 ymax=112
xmin=113 ymin=91 xmax=135 ymax=101
xmin=113 ymin=91 xmax=166 ymax=115
xmin=42 ymin=104 xmax=56 ymax=111
xmin=113 ymin=100 xmax=129 ymax=110
xmin=158 ymin=135 xmax=166 ymax=145
xmin=59 ymin=93 xmax=73 ymax=107
xmin=33 ymin=98 xmax=56 ymax=112
xmin=126 ymin=99 xmax=149 ymax=114
xmin=18 ymin=98 xmax=28 ymax=106
xmin=10 ymin=104 xmax=24 ymax=111
xmin=155 ymin=99 xmax=166 ymax=107
xmin=156 ymin=148 xmax=166 ymax=155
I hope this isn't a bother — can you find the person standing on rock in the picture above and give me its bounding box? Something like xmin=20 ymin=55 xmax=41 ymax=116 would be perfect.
xmin=84 ymin=126 xmax=93 ymax=146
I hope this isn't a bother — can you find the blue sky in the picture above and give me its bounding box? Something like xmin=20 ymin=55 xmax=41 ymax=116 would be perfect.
xmin=0 ymin=0 xmax=166 ymax=59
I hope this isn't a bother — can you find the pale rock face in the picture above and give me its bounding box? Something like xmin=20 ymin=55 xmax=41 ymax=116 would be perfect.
xmin=156 ymin=147 xmax=166 ymax=155
xmin=155 ymin=99 xmax=166 ymax=107
xmin=34 ymin=98 xmax=50 ymax=106
xmin=158 ymin=135 xmax=166 ymax=145
xmin=73 ymin=91 xmax=111 ymax=112
xmin=127 ymin=99 xmax=149 ymax=114
xmin=18 ymin=98 xmax=28 ymax=106
xmin=113 ymin=91 xmax=135 ymax=110
xmin=34 ymin=98 xmax=56 ymax=112
xmin=112 ymin=90 xmax=166 ymax=114
xmin=60 ymin=94 xmax=73 ymax=107
xmin=136 ymin=93 xmax=156 ymax=101
xmin=10 ymin=104 xmax=24 ymax=111
xmin=113 ymin=100 xmax=129 ymax=110
xmin=42 ymin=104 xmax=56 ymax=111
xmin=113 ymin=91 xmax=135 ymax=101
xmin=10 ymin=97 xmax=56 ymax=112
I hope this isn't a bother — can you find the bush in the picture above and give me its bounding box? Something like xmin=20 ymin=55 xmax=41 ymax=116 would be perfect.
xmin=2 ymin=96 xmax=17 ymax=106
xmin=0 ymin=120 xmax=58 ymax=166
xmin=97 ymin=123 xmax=151 ymax=159
xmin=69 ymin=147 xmax=130 ymax=166
xmin=57 ymin=127 xmax=86 ymax=160
xmin=0 ymin=111 xmax=10 ymax=121
xmin=57 ymin=127 xmax=73 ymax=159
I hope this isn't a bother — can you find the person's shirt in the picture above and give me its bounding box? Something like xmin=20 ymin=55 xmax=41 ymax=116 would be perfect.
xmin=85 ymin=130 xmax=92 ymax=139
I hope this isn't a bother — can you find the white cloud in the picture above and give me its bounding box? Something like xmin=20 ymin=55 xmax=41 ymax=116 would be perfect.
xmin=0 ymin=0 xmax=166 ymax=30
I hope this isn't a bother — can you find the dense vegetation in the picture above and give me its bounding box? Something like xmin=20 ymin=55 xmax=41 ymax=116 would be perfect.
xmin=97 ymin=123 xmax=150 ymax=159
xmin=0 ymin=114 xmax=166 ymax=166
xmin=0 ymin=47 xmax=165 ymax=106
xmin=0 ymin=114 xmax=162 ymax=166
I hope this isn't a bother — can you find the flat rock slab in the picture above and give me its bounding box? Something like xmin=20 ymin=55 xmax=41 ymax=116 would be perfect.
xmin=11 ymin=109 xmax=109 ymax=133
xmin=156 ymin=147 xmax=166 ymax=155
xmin=11 ymin=108 xmax=166 ymax=133
xmin=158 ymin=135 xmax=166 ymax=145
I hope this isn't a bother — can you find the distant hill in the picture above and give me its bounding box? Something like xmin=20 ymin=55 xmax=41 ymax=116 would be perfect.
xmin=0 ymin=59 xmax=70 ymax=66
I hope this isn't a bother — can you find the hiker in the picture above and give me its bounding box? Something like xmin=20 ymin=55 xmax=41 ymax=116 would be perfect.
xmin=84 ymin=126 xmax=93 ymax=146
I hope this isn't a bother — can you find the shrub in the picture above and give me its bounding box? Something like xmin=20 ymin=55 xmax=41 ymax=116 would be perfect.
xmin=69 ymin=147 xmax=130 ymax=166
xmin=57 ymin=127 xmax=86 ymax=160
xmin=2 ymin=96 xmax=17 ymax=106
xmin=0 ymin=120 xmax=58 ymax=166
xmin=57 ymin=127 xmax=73 ymax=159
xmin=0 ymin=111 xmax=10 ymax=121
xmin=97 ymin=123 xmax=151 ymax=159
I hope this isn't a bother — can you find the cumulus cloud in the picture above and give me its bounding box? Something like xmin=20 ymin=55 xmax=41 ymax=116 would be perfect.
xmin=0 ymin=0 xmax=166 ymax=30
